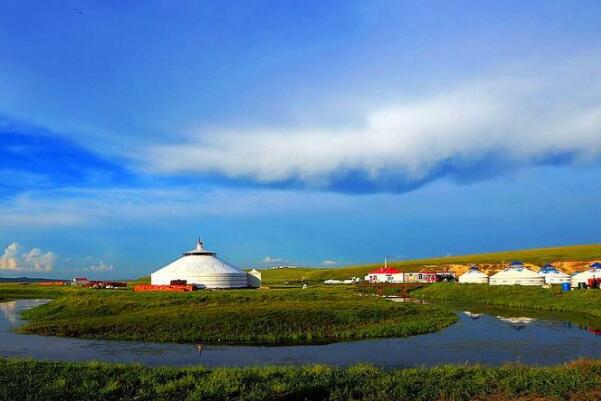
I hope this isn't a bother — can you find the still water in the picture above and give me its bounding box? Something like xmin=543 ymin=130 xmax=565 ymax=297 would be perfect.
xmin=1 ymin=299 xmax=601 ymax=368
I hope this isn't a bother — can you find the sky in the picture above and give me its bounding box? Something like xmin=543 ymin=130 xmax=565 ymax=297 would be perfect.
xmin=1 ymin=0 xmax=601 ymax=278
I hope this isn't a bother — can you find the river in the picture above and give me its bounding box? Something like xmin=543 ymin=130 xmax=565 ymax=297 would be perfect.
xmin=1 ymin=299 xmax=601 ymax=367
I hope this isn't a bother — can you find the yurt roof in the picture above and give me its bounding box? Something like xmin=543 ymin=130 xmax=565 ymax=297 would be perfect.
xmin=152 ymin=240 xmax=244 ymax=276
xmin=491 ymin=265 xmax=539 ymax=279
xmin=461 ymin=265 xmax=488 ymax=277
xmin=538 ymin=264 xmax=568 ymax=276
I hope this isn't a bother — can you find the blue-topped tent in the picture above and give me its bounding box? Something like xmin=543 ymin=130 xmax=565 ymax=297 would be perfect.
xmin=571 ymin=262 xmax=601 ymax=288
xmin=490 ymin=262 xmax=544 ymax=286
xmin=538 ymin=263 xmax=570 ymax=284
xmin=459 ymin=264 xmax=489 ymax=284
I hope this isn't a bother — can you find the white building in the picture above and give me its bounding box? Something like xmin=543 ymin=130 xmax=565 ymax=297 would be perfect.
xmin=151 ymin=239 xmax=258 ymax=288
xmin=458 ymin=265 xmax=489 ymax=284
xmin=489 ymin=261 xmax=545 ymax=286
xmin=538 ymin=264 xmax=570 ymax=285
xmin=364 ymin=267 xmax=404 ymax=284
xmin=571 ymin=262 xmax=601 ymax=288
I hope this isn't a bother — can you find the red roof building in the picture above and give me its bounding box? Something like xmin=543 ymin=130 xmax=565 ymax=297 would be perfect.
xmin=364 ymin=267 xmax=404 ymax=283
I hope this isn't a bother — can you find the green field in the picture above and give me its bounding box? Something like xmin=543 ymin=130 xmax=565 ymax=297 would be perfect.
xmin=14 ymin=286 xmax=456 ymax=345
xmin=413 ymin=283 xmax=601 ymax=323
xmin=259 ymin=243 xmax=601 ymax=283
xmin=2 ymin=358 xmax=600 ymax=401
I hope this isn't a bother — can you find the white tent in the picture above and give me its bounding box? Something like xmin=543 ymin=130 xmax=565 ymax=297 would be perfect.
xmin=538 ymin=264 xmax=570 ymax=285
xmin=458 ymin=265 xmax=489 ymax=284
xmin=489 ymin=261 xmax=545 ymax=286
xmin=571 ymin=262 xmax=601 ymax=288
xmin=151 ymin=239 xmax=250 ymax=288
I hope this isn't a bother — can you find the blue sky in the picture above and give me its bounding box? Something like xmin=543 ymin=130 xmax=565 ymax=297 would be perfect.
xmin=1 ymin=1 xmax=601 ymax=278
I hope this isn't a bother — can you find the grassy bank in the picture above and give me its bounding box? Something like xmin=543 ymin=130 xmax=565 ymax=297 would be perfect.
xmin=17 ymin=287 xmax=456 ymax=345
xmin=413 ymin=283 xmax=601 ymax=322
xmin=1 ymin=358 xmax=601 ymax=401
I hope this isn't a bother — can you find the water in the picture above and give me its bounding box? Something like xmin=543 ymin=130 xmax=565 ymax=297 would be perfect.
xmin=2 ymin=299 xmax=601 ymax=368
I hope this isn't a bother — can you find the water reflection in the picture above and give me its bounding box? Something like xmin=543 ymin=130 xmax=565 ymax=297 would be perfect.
xmin=1 ymin=299 xmax=601 ymax=368
xmin=496 ymin=316 xmax=537 ymax=330
xmin=463 ymin=311 xmax=483 ymax=320
xmin=0 ymin=301 xmax=18 ymax=325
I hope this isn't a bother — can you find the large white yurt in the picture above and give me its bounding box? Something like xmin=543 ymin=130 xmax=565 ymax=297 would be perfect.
xmin=458 ymin=265 xmax=489 ymax=284
xmin=489 ymin=261 xmax=545 ymax=286
xmin=538 ymin=264 xmax=570 ymax=285
xmin=151 ymin=239 xmax=250 ymax=288
xmin=571 ymin=262 xmax=601 ymax=288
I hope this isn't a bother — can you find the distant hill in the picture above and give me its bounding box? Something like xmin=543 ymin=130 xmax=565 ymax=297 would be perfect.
xmin=0 ymin=277 xmax=66 ymax=283
xmin=260 ymin=243 xmax=601 ymax=284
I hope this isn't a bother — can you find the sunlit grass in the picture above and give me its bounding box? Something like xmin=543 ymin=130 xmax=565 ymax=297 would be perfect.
xmin=1 ymin=358 xmax=601 ymax=401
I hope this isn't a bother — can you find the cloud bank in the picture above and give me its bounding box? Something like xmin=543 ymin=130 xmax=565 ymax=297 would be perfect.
xmin=142 ymin=71 xmax=601 ymax=193
xmin=0 ymin=242 xmax=57 ymax=272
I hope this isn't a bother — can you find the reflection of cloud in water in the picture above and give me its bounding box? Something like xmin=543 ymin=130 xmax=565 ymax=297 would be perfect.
xmin=0 ymin=301 xmax=18 ymax=325
xmin=463 ymin=311 xmax=483 ymax=319
xmin=497 ymin=316 xmax=537 ymax=330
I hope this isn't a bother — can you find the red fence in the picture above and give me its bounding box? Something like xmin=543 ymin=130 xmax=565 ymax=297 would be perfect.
xmin=133 ymin=284 xmax=196 ymax=293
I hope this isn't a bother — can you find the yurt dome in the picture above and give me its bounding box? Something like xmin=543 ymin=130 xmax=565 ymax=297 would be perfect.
xmin=458 ymin=265 xmax=489 ymax=284
xmin=151 ymin=239 xmax=249 ymax=288
xmin=571 ymin=262 xmax=601 ymax=288
xmin=538 ymin=264 xmax=570 ymax=285
xmin=489 ymin=261 xmax=545 ymax=286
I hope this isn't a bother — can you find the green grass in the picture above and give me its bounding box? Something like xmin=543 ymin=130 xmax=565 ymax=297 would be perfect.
xmin=0 ymin=283 xmax=85 ymax=301
xmin=1 ymin=358 xmax=601 ymax=401
xmin=413 ymin=283 xmax=601 ymax=323
xmin=17 ymin=287 xmax=457 ymax=345
xmin=299 ymin=243 xmax=601 ymax=282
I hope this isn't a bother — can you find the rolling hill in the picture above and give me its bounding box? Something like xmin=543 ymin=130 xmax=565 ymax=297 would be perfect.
xmin=260 ymin=243 xmax=601 ymax=284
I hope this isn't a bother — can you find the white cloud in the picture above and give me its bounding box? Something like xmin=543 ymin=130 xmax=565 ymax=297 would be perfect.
xmin=139 ymin=69 xmax=601 ymax=190
xmin=86 ymin=261 xmax=114 ymax=272
xmin=0 ymin=242 xmax=57 ymax=272
xmin=263 ymin=256 xmax=285 ymax=264
xmin=322 ymin=259 xmax=337 ymax=266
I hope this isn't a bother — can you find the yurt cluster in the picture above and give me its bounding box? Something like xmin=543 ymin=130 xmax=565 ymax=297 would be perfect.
xmin=458 ymin=261 xmax=601 ymax=289
xmin=363 ymin=260 xmax=601 ymax=290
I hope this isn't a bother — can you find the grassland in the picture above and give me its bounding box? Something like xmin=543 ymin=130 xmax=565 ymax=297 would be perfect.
xmin=260 ymin=243 xmax=601 ymax=283
xmin=15 ymin=286 xmax=456 ymax=345
xmin=413 ymin=283 xmax=601 ymax=323
xmin=2 ymin=358 xmax=601 ymax=401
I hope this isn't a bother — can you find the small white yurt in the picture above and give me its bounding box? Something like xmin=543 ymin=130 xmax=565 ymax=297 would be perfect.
xmin=458 ymin=265 xmax=489 ymax=284
xmin=151 ymin=239 xmax=250 ymax=288
xmin=571 ymin=262 xmax=601 ymax=289
xmin=538 ymin=264 xmax=570 ymax=285
xmin=489 ymin=261 xmax=545 ymax=286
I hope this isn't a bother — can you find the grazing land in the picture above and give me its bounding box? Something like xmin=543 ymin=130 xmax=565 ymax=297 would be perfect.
xmin=413 ymin=283 xmax=601 ymax=322
xmin=16 ymin=287 xmax=456 ymax=345
xmin=1 ymin=358 xmax=601 ymax=401
xmin=259 ymin=243 xmax=601 ymax=283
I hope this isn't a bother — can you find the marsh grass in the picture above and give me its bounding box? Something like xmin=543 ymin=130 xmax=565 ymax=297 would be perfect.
xmin=1 ymin=358 xmax=600 ymax=401
xmin=16 ymin=287 xmax=457 ymax=345
xmin=413 ymin=283 xmax=601 ymax=326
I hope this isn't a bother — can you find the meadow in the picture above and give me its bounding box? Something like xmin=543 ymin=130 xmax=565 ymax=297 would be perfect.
xmin=1 ymin=358 xmax=600 ymax=401
xmin=13 ymin=286 xmax=457 ymax=345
